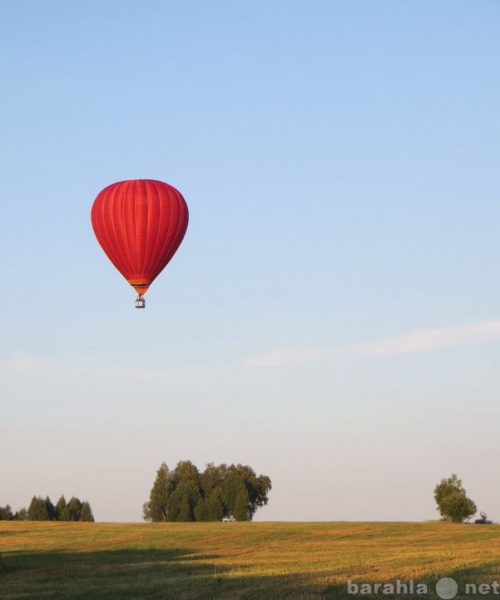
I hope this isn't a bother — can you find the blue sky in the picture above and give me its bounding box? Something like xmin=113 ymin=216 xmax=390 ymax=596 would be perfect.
xmin=1 ymin=0 xmax=499 ymax=522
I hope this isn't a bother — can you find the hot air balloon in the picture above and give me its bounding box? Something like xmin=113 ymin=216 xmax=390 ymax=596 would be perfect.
xmin=91 ymin=179 xmax=189 ymax=309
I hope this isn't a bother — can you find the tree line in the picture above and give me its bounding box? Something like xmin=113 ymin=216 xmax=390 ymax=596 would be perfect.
xmin=143 ymin=461 xmax=271 ymax=522
xmin=2 ymin=472 xmax=487 ymax=524
xmin=0 ymin=472 xmax=488 ymax=524
xmin=0 ymin=496 xmax=94 ymax=522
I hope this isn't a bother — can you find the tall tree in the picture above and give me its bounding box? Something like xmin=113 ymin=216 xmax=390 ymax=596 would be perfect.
xmin=434 ymin=474 xmax=477 ymax=523
xmin=200 ymin=463 xmax=228 ymax=497
xmin=223 ymin=469 xmax=251 ymax=521
xmin=28 ymin=496 xmax=50 ymax=521
xmin=170 ymin=461 xmax=201 ymax=489
xmin=166 ymin=461 xmax=202 ymax=522
xmin=224 ymin=465 xmax=272 ymax=520
xmin=14 ymin=508 xmax=27 ymax=521
xmin=0 ymin=505 xmax=14 ymax=520
xmin=56 ymin=495 xmax=67 ymax=520
xmin=45 ymin=496 xmax=57 ymax=521
xmin=27 ymin=497 xmax=45 ymax=520
xmin=169 ymin=480 xmax=202 ymax=522
xmin=144 ymin=462 xmax=171 ymax=522
xmin=195 ymin=488 xmax=226 ymax=522
xmin=80 ymin=502 xmax=94 ymax=522
xmin=66 ymin=497 xmax=83 ymax=521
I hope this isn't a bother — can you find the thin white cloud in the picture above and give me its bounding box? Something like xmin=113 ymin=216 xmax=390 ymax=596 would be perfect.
xmin=0 ymin=352 xmax=54 ymax=374
xmin=0 ymin=351 xmax=197 ymax=382
xmin=0 ymin=352 xmax=98 ymax=376
xmin=358 ymin=320 xmax=500 ymax=356
xmin=242 ymin=320 xmax=500 ymax=367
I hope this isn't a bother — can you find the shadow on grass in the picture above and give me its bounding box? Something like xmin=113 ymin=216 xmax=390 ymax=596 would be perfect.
xmin=1 ymin=549 xmax=500 ymax=600
xmin=0 ymin=546 xmax=325 ymax=600
xmin=323 ymin=562 xmax=500 ymax=599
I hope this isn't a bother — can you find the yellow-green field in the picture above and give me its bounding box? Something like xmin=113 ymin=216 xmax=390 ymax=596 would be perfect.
xmin=0 ymin=521 xmax=499 ymax=599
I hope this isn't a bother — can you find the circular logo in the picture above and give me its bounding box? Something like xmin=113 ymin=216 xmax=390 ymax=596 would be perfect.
xmin=436 ymin=577 xmax=458 ymax=599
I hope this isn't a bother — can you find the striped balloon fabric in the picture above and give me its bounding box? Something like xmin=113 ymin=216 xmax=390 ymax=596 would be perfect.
xmin=91 ymin=179 xmax=189 ymax=300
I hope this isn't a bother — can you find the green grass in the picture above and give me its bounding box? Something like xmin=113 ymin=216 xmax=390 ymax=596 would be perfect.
xmin=0 ymin=521 xmax=499 ymax=599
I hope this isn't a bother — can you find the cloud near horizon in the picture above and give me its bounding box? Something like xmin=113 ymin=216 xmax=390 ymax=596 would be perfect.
xmin=242 ymin=320 xmax=500 ymax=367
xmin=3 ymin=320 xmax=500 ymax=374
xmin=0 ymin=352 xmax=54 ymax=374
xmin=0 ymin=351 xmax=201 ymax=382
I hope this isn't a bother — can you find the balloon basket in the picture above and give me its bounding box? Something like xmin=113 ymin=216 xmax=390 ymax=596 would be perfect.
xmin=135 ymin=295 xmax=146 ymax=309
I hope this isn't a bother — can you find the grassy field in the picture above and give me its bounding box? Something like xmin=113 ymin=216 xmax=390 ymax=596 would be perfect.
xmin=0 ymin=521 xmax=499 ymax=599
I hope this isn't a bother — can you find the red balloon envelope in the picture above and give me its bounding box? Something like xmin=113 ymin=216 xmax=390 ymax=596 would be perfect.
xmin=91 ymin=179 xmax=189 ymax=306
